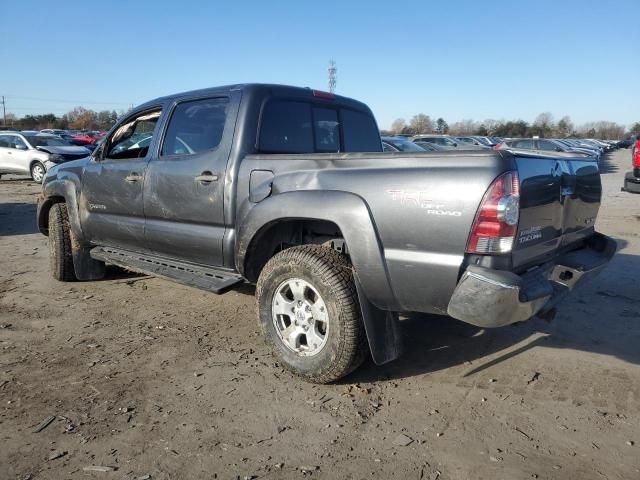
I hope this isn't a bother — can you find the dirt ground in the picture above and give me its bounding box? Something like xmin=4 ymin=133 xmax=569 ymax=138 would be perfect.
xmin=1 ymin=149 xmax=639 ymax=480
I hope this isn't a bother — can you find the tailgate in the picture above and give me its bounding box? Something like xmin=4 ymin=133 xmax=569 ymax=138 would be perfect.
xmin=512 ymin=152 xmax=601 ymax=270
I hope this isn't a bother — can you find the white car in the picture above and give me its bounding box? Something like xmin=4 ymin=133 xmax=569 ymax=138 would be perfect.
xmin=0 ymin=132 xmax=91 ymax=183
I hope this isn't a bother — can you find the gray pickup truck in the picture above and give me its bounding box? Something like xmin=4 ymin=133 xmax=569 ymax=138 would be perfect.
xmin=37 ymin=84 xmax=615 ymax=383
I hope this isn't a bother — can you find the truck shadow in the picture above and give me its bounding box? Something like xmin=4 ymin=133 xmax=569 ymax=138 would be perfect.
xmin=349 ymin=249 xmax=640 ymax=383
xmin=0 ymin=202 xmax=38 ymax=236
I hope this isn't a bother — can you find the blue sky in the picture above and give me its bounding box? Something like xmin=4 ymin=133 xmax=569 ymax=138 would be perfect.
xmin=1 ymin=0 xmax=638 ymax=129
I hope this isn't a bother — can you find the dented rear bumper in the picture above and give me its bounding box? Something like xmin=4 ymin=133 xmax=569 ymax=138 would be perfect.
xmin=447 ymin=232 xmax=616 ymax=328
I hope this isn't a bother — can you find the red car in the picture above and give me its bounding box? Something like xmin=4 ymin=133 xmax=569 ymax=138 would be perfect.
xmin=623 ymin=138 xmax=640 ymax=193
xmin=70 ymin=133 xmax=97 ymax=145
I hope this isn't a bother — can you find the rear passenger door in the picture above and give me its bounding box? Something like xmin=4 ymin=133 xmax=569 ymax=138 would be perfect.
xmin=143 ymin=93 xmax=239 ymax=266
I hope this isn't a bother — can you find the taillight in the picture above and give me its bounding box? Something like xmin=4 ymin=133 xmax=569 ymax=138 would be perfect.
xmin=494 ymin=142 xmax=506 ymax=150
xmin=633 ymin=149 xmax=640 ymax=168
xmin=466 ymin=171 xmax=520 ymax=254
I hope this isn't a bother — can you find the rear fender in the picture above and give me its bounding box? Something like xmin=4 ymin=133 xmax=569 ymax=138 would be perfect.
xmin=236 ymin=190 xmax=402 ymax=364
xmin=235 ymin=190 xmax=398 ymax=311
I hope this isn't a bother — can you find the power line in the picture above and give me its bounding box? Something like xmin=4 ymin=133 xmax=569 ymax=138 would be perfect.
xmin=4 ymin=95 xmax=130 ymax=106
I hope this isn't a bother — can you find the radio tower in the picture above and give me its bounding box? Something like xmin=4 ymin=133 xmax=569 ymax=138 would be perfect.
xmin=328 ymin=60 xmax=337 ymax=93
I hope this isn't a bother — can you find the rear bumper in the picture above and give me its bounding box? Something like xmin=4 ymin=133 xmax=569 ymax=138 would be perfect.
xmin=447 ymin=232 xmax=616 ymax=328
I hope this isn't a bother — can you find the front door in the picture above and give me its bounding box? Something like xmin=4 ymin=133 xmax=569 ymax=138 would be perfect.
xmin=80 ymin=108 xmax=163 ymax=252
xmin=143 ymin=94 xmax=237 ymax=267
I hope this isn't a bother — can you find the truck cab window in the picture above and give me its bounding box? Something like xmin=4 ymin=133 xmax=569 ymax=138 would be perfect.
xmin=106 ymin=110 xmax=162 ymax=160
xmin=313 ymin=107 xmax=339 ymax=152
xmin=259 ymin=100 xmax=313 ymax=153
xmin=161 ymin=98 xmax=229 ymax=156
xmin=340 ymin=109 xmax=381 ymax=152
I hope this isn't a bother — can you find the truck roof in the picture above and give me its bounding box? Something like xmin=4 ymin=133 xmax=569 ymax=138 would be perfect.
xmin=135 ymin=83 xmax=371 ymax=113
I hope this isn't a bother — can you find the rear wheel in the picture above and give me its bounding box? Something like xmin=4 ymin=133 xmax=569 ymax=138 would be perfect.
xmin=31 ymin=161 xmax=45 ymax=183
xmin=48 ymin=203 xmax=76 ymax=281
xmin=256 ymin=245 xmax=367 ymax=383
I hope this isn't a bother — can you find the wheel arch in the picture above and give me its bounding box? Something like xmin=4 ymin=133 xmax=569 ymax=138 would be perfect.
xmin=235 ymin=190 xmax=399 ymax=312
xmin=242 ymin=218 xmax=345 ymax=283
xmin=37 ymin=195 xmax=66 ymax=235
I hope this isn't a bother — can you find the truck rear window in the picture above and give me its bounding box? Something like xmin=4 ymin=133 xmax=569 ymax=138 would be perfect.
xmin=258 ymin=99 xmax=381 ymax=154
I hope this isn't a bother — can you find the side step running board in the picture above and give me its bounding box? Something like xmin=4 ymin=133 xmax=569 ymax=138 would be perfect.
xmin=90 ymin=246 xmax=244 ymax=294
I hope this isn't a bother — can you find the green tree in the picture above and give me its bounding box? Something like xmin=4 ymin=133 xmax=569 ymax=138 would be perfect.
xmin=475 ymin=124 xmax=488 ymax=136
xmin=435 ymin=117 xmax=449 ymax=134
xmin=629 ymin=122 xmax=640 ymax=135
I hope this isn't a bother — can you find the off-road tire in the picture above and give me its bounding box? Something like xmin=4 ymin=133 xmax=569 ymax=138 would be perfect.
xmin=48 ymin=203 xmax=76 ymax=281
xmin=256 ymin=245 xmax=367 ymax=383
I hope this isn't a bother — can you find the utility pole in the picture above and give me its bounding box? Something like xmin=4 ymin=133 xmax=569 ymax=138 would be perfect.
xmin=328 ymin=60 xmax=337 ymax=93
xmin=1 ymin=96 xmax=6 ymax=125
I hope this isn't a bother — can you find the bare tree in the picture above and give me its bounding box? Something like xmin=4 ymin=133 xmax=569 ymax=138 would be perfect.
xmin=390 ymin=118 xmax=406 ymax=135
xmin=409 ymin=114 xmax=433 ymax=134
xmin=556 ymin=116 xmax=574 ymax=137
xmin=532 ymin=112 xmax=555 ymax=137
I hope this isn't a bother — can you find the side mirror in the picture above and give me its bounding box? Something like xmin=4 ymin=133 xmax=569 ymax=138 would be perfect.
xmin=453 ymin=142 xmax=458 ymax=147
xmin=15 ymin=144 xmax=27 ymax=150
xmin=556 ymin=147 xmax=563 ymax=152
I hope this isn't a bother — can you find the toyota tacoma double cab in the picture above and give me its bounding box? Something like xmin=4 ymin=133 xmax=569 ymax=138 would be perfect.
xmin=37 ymin=84 xmax=616 ymax=383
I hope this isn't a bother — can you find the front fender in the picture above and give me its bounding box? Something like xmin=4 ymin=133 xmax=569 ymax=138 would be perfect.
xmin=38 ymin=167 xmax=104 ymax=281
xmin=235 ymin=190 xmax=399 ymax=311
xmin=38 ymin=171 xmax=84 ymax=242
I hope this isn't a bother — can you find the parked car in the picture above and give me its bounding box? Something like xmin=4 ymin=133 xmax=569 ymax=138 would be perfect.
xmin=455 ymin=136 xmax=486 ymax=146
xmin=412 ymin=141 xmax=446 ymax=151
xmin=411 ymin=134 xmax=485 ymax=150
xmin=553 ymin=139 xmax=601 ymax=158
xmin=40 ymin=129 xmax=67 ymax=135
xmin=0 ymin=132 xmax=91 ymax=183
xmin=37 ymin=83 xmax=615 ymax=383
xmin=0 ymin=126 xmax=19 ymax=131
xmin=471 ymin=136 xmax=501 ymax=147
xmin=623 ymin=138 xmax=640 ymax=193
xmin=382 ymin=136 xmax=434 ymax=152
xmin=498 ymin=138 xmax=596 ymax=159
xmin=70 ymin=133 xmax=97 ymax=145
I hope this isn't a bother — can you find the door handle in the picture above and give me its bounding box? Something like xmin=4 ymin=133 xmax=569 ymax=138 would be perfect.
xmin=125 ymin=172 xmax=143 ymax=182
xmin=194 ymin=172 xmax=219 ymax=184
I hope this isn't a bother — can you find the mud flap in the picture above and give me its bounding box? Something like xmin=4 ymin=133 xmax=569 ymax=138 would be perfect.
xmin=70 ymin=230 xmax=105 ymax=281
xmin=354 ymin=275 xmax=402 ymax=365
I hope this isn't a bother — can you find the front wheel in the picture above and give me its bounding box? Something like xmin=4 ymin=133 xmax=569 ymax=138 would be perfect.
xmin=48 ymin=203 xmax=77 ymax=281
xmin=256 ymin=245 xmax=367 ymax=383
xmin=31 ymin=161 xmax=46 ymax=183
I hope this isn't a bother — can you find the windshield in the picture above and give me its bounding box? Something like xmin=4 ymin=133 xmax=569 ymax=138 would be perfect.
xmin=24 ymin=135 xmax=71 ymax=147
xmin=388 ymin=138 xmax=426 ymax=152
